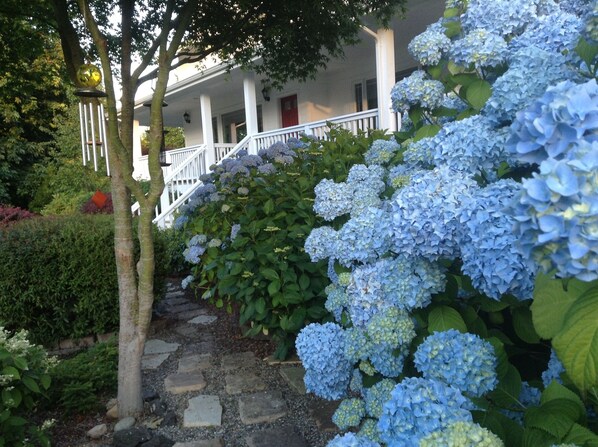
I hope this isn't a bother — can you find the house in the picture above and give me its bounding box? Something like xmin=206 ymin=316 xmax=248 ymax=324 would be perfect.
xmin=131 ymin=0 xmax=444 ymax=227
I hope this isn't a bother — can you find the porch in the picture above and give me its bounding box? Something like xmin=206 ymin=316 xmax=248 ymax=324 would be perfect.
xmin=135 ymin=108 xmax=386 ymax=228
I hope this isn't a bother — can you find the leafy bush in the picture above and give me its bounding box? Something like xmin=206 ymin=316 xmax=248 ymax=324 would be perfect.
xmin=0 ymin=327 xmax=55 ymax=447
xmin=297 ymin=1 xmax=598 ymax=446
xmin=158 ymin=226 xmax=188 ymax=275
xmin=49 ymin=341 xmax=118 ymax=414
xmin=40 ymin=190 xmax=92 ymax=216
xmin=0 ymin=205 xmax=36 ymax=228
xmin=0 ymin=215 xmax=169 ymax=345
xmin=178 ymin=129 xmax=388 ymax=358
xmin=80 ymin=191 xmax=114 ymax=214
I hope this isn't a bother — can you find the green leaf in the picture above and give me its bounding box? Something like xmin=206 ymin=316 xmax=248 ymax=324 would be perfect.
xmin=12 ymin=356 xmax=27 ymax=370
xmin=299 ymin=274 xmax=310 ymax=291
xmin=563 ymin=422 xmax=598 ymax=446
xmin=512 ymin=306 xmax=540 ymax=344
xmin=286 ymin=308 xmax=307 ymax=332
xmin=443 ymin=20 xmax=462 ymax=38
xmin=553 ymin=284 xmax=598 ymax=393
xmin=465 ymin=79 xmax=492 ymax=110
xmin=444 ymin=7 xmax=460 ymax=18
xmin=413 ymin=124 xmax=441 ymax=142
xmin=525 ymin=400 xmax=581 ymax=439
xmin=8 ymin=416 xmax=27 ymax=426
xmin=2 ymin=366 xmax=20 ymax=380
xmin=541 ymin=381 xmax=585 ymax=415
xmin=261 ymin=268 xmax=279 ymax=281
xmin=488 ymin=364 xmax=521 ymax=408
xmin=487 ymin=337 xmax=510 ymax=379
xmin=427 ymin=306 xmax=467 ymax=333
xmin=267 ymin=280 xmax=281 ymax=296
xmin=531 ymin=274 xmax=592 ymax=339
xmin=473 ymin=409 xmax=524 ymax=447
xmin=263 ymin=199 xmax=275 ymax=215
xmin=255 ymin=297 xmax=266 ymax=315
xmin=575 ymin=38 xmax=598 ymax=72
xmin=522 ymin=428 xmax=557 ymax=447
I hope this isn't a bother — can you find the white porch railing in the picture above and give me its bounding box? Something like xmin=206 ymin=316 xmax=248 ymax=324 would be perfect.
xmin=135 ymin=109 xmax=381 ymax=227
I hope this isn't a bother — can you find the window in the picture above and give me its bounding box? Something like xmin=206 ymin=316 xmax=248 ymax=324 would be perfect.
xmin=366 ymin=78 xmax=377 ymax=109
xmin=355 ymin=83 xmax=364 ymax=112
xmin=212 ymin=117 xmax=219 ymax=143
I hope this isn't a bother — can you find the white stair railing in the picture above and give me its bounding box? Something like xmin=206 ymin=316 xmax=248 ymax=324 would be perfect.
xmin=134 ymin=109 xmax=380 ymax=227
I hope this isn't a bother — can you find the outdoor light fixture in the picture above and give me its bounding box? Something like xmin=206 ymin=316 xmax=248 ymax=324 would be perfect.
xmin=261 ymin=82 xmax=271 ymax=102
xmin=74 ymin=63 xmax=110 ymax=175
xmin=183 ymin=111 xmax=191 ymax=123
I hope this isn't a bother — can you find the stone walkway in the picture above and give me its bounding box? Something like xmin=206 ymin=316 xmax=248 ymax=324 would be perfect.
xmin=100 ymin=279 xmax=339 ymax=447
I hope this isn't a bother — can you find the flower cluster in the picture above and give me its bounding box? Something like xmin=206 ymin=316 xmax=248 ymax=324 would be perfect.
xmin=427 ymin=115 xmax=511 ymax=178
xmin=364 ymin=379 xmax=397 ymax=418
xmin=542 ymin=349 xmax=565 ymax=387
xmin=408 ymin=23 xmax=452 ymax=66
xmin=419 ymin=421 xmax=505 ymax=446
xmin=295 ymin=323 xmax=352 ymax=400
xmin=483 ymin=47 xmax=575 ymax=125
xmin=458 ymin=180 xmax=537 ymax=300
xmin=304 ymin=226 xmax=339 ymax=262
xmin=390 ymin=70 xmax=445 ymax=113
xmin=508 ymin=12 xmax=583 ymax=55
xmin=450 ymin=29 xmax=508 ymax=69
xmin=183 ymin=234 xmax=208 ymax=264
xmin=461 ymin=0 xmax=544 ymax=37
xmin=414 ymin=329 xmax=498 ymax=397
xmin=377 ymin=377 xmax=472 ymax=447
xmin=327 ymin=433 xmax=380 ymax=447
xmin=313 ymin=179 xmax=353 ymax=221
xmin=324 ymin=283 xmax=350 ymax=322
xmin=509 ymin=80 xmax=598 ymax=280
xmin=364 ymin=139 xmax=401 ymax=166
xmin=332 ymin=398 xmax=366 ymax=430
xmin=391 ymin=167 xmax=478 ymax=261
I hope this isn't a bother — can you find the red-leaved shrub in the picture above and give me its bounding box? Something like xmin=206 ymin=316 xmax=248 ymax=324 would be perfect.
xmin=0 ymin=206 xmax=36 ymax=228
xmin=81 ymin=191 xmax=113 ymax=214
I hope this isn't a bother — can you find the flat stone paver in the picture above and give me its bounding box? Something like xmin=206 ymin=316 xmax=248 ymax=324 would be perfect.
xmin=165 ymin=290 xmax=186 ymax=298
xmin=221 ymin=351 xmax=256 ymax=370
xmin=164 ymin=371 xmax=206 ymax=394
xmin=173 ymin=439 xmax=223 ymax=447
xmin=245 ymin=428 xmax=308 ymax=447
xmin=183 ymin=340 xmax=217 ymax=355
xmin=238 ymin=390 xmax=288 ymax=424
xmin=188 ymin=315 xmax=217 ymax=325
xmin=183 ymin=395 xmax=222 ymax=427
xmin=142 ymin=353 xmax=170 ymax=370
xmin=161 ymin=297 xmax=189 ymax=306
xmin=144 ymin=339 xmax=180 ymax=355
xmin=176 ymin=309 xmax=210 ymax=320
xmin=169 ymin=302 xmax=202 ymax=314
xmin=178 ymin=353 xmax=212 ymax=373
xmin=280 ymin=366 xmax=306 ymax=394
xmin=225 ymin=371 xmax=267 ymax=394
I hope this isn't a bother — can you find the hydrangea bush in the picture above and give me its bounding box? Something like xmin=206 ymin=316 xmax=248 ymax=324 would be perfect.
xmin=297 ymin=1 xmax=598 ymax=445
xmin=177 ymin=128 xmax=389 ymax=358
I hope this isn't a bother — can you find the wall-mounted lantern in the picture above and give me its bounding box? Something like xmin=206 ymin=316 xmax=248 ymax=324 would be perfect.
xmin=183 ymin=111 xmax=191 ymax=123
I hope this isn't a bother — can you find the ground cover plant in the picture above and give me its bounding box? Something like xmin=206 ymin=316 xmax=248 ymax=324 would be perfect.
xmin=176 ymin=129 xmax=388 ymax=358
xmin=295 ymin=1 xmax=598 ymax=446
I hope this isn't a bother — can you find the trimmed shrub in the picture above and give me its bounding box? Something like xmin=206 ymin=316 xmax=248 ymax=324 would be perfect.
xmin=0 ymin=215 xmax=169 ymax=345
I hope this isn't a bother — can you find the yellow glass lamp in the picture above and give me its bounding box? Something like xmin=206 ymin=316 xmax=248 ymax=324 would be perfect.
xmin=74 ymin=63 xmax=107 ymax=98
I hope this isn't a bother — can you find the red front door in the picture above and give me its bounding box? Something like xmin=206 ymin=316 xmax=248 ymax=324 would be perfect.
xmin=280 ymin=94 xmax=298 ymax=128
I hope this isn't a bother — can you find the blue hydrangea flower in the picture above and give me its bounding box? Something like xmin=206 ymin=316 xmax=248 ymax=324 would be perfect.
xmin=230 ymin=224 xmax=241 ymax=241
xmin=324 ymin=283 xmax=350 ymax=322
xmin=483 ymin=47 xmax=577 ymax=125
xmin=365 ymin=379 xmax=396 ymax=418
xmin=391 ymin=167 xmax=478 ymax=261
xmin=509 ymin=12 xmax=584 ymax=55
xmin=364 ymin=139 xmax=401 ymax=166
xmin=258 ymin=141 xmax=297 ymax=160
xmin=501 ymin=381 xmax=541 ymax=424
xmin=332 ymin=398 xmax=366 ymax=430
xmin=542 ymin=349 xmax=566 ymax=387
xmin=359 ymin=418 xmax=383 ymax=444
xmin=402 ymin=138 xmax=435 ymax=169
xmin=391 ymin=71 xmax=445 ymax=113
xmin=510 ymin=143 xmax=598 ymax=280
xmin=327 ymin=433 xmax=380 ymax=447
xmin=368 ymin=343 xmax=409 ymax=377
xmin=419 ymin=421 xmax=505 ymax=446
xmin=429 ymin=115 xmax=511 ymax=179
xmin=257 ymin=162 xmax=277 ymax=175
xmin=313 ymin=179 xmax=353 ymax=221
xmin=459 ymin=180 xmax=537 ymax=300
xmin=408 ymin=23 xmax=452 ymax=66
xmin=414 ymin=329 xmax=498 ymax=397
xmin=508 ymin=79 xmax=598 ymax=164
xmin=377 ymin=377 xmax=473 ymax=447
xmin=387 ymin=165 xmax=416 ymax=189
xmin=181 ymin=275 xmax=194 ymax=289
xmin=461 ymin=0 xmax=544 ymax=37
xmin=174 ymin=214 xmax=189 ymax=230
xmin=239 ymin=154 xmax=264 ymax=167
xmin=304 ymin=226 xmax=339 ymax=262
xmin=183 ymin=245 xmax=205 ymax=264
xmin=336 ymin=207 xmax=393 ymax=266
xmin=296 ymin=323 xmax=352 ymax=400
xmin=450 ymin=29 xmax=508 ymax=69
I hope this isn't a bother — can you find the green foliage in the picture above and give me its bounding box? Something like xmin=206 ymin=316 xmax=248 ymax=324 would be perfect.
xmin=183 ymin=129 xmax=384 ymax=358
xmin=157 ymin=226 xmax=188 ymax=275
xmin=0 ymin=215 xmax=169 ymax=345
xmin=0 ymin=327 xmax=54 ymax=447
xmin=49 ymin=341 xmax=118 ymax=414
xmin=141 ymin=126 xmax=186 ymax=154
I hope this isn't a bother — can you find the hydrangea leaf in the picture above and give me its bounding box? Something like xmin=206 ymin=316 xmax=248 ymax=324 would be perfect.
xmin=487 ymin=363 xmax=521 ymax=408
xmin=427 ymin=306 xmax=467 ymax=333
xmin=525 ymin=399 xmax=582 ymax=439
xmin=553 ymin=285 xmax=598 ymax=393
xmin=512 ymin=306 xmax=540 ymax=344
xmin=414 ymin=124 xmax=441 ymax=142
xmin=521 ymin=427 xmax=559 ymax=447
xmin=562 ymin=422 xmax=598 ymax=446
xmin=473 ymin=409 xmax=524 ymax=447
xmin=575 ymin=38 xmax=598 ymax=74
xmin=531 ymin=274 xmax=592 ymax=340
xmin=540 ymin=382 xmax=585 ymax=417
xmin=466 ymin=79 xmax=492 ymax=110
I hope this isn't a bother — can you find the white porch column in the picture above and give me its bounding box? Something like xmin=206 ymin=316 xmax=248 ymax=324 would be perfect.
xmin=200 ymin=93 xmax=216 ymax=170
xmin=376 ymin=28 xmax=397 ymax=132
xmin=243 ymin=73 xmax=259 ymax=154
